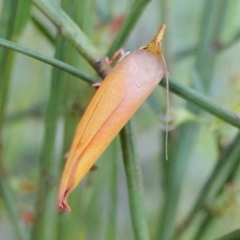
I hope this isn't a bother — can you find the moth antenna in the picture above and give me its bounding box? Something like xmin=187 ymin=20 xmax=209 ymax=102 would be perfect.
xmin=152 ymin=24 xmax=169 ymax=160
xmin=162 ymin=55 xmax=169 ymax=160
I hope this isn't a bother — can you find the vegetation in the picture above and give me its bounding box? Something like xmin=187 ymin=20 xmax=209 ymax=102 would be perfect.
xmin=0 ymin=0 xmax=240 ymax=239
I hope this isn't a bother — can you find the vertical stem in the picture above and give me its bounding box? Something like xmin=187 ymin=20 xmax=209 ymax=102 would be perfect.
xmin=178 ymin=1 xmax=232 ymax=239
xmin=105 ymin=139 xmax=118 ymax=240
xmin=0 ymin=1 xmax=28 ymax=240
xmin=107 ymin=0 xmax=149 ymax=56
xmin=31 ymin=37 xmax=66 ymax=240
xmin=0 ymin=0 xmax=18 ymax=128
xmin=32 ymin=0 xmax=108 ymax=77
xmin=194 ymin=214 xmax=214 ymax=240
xmin=192 ymin=135 xmax=240 ymax=240
xmin=120 ymin=120 xmax=149 ymax=240
xmin=56 ymin=0 xmax=96 ymax=239
xmin=216 ymin=229 xmax=240 ymax=240
xmin=159 ymin=0 xmax=228 ymax=239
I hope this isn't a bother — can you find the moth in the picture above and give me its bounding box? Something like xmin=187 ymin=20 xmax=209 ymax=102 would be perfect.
xmin=58 ymin=24 xmax=167 ymax=212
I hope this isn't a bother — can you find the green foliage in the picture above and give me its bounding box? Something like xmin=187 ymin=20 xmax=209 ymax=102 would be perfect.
xmin=0 ymin=0 xmax=240 ymax=240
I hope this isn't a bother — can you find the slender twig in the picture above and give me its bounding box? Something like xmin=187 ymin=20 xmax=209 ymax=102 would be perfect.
xmin=215 ymin=229 xmax=240 ymax=240
xmin=158 ymin=1 xmax=229 ymax=239
xmin=31 ymin=15 xmax=55 ymax=44
xmin=185 ymin=2 xmax=232 ymax=239
xmin=0 ymin=38 xmax=239 ymax=129
xmin=175 ymin=30 xmax=240 ymax=61
xmin=105 ymin=140 xmax=118 ymax=240
xmin=194 ymin=214 xmax=214 ymax=240
xmin=120 ymin=121 xmax=149 ymax=240
xmin=57 ymin=1 xmax=97 ymax=239
xmin=175 ymin=132 xmax=240 ymax=238
xmin=160 ymin=78 xmax=240 ymax=129
xmin=0 ymin=38 xmax=97 ymax=83
xmin=32 ymin=0 xmax=110 ymax=77
xmin=107 ymin=0 xmax=149 ymax=56
xmin=31 ymin=37 xmax=67 ymax=240
xmin=0 ymin=1 xmax=28 ymax=240
xmin=5 ymin=102 xmax=45 ymax=123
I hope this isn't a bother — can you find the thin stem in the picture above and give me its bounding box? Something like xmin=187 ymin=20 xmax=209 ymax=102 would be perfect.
xmin=57 ymin=1 xmax=96 ymax=239
xmin=105 ymin=139 xmax=118 ymax=240
xmin=158 ymin=0 xmax=229 ymax=239
xmin=0 ymin=2 xmax=18 ymax=129
xmin=1 ymin=37 xmax=239 ymax=130
xmin=175 ymin=132 xmax=240 ymax=238
xmin=177 ymin=2 xmax=233 ymax=239
xmin=107 ymin=0 xmax=149 ymax=56
xmin=160 ymin=78 xmax=240 ymax=129
xmin=0 ymin=38 xmax=97 ymax=84
xmin=120 ymin=121 xmax=149 ymax=240
xmin=31 ymin=37 xmax=66 ymax=240
xmin=0 ymin=1 xmax=28 ymax=239
xmin=216 ymin=229 xmax=240 ymax=240
xmin=5 ymin=102 xmax=45 ymax=124
xmin=32 ymin=0 xmax=110 ymax=77
xmin=31 ymin=15 xmax=55 ymax=44
xmin=1 ymin=36 xmax=239 ymax=132
xmin=193 ymin=213 xmax=214 ymax=240
xmin=175 ymin=29 xmax=240 ymax=61
xmin=0 ymin=157 xmax=28 ymax=240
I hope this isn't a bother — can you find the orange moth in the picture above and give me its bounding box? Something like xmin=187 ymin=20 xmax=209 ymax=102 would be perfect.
xmin=58 ymin=25 xmax=167 ymax=212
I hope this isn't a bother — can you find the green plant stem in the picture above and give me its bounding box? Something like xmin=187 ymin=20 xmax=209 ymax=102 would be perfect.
xmin=182 ymin=2 xmax=232 ymax=239
xmin=179 ymin=132 xmax=240 ymax=239
xmin=176 ymin=23 xmax=240 ymax=61
xmin=0 ymin=38 xmax=97 ymax=84
xmin=1 ymin=37 xmax=239 ymax=130
xmin=107 ymin=0 xmax=149 ymax=56
xmin=160 ymin=78 xmax=240 ymax=129
xmin=194 ymin=214 xmax=214 ymax=240
xmin=120 ymin=121 xmax=149 ymax=240
xmin=57 ymin=1 xmax=96 ymax=239
xmin=0 ymin=1 xmax=18 ymax=129
xmin=0 ymin=1 xmax=28 ymax=240
xmin=158 ymin=1 xmax=228 ymax=239
xmin=105 ymin=139 xmax=118 ymax=240
xmin=1 ymin=38 xmax=239 ymax=131
xmin=175 ymin=28 xmax=240 ymax=61
xmin=0 ymin=160 xmax=28 ymax=240
xmin=5 ymin=102 xmax=45 ymax=124
xmin=31 ymin=37 xmax=66 ymax=240
xmin=31 ymin=15 xmax=55 ymax=44
xmin=215 ymin=229 xmax=240 ymax=240
xmin=32 ymin=0 xmax=110 ymax=77
xmin=176 ymin=132 xmax=240 ymax=234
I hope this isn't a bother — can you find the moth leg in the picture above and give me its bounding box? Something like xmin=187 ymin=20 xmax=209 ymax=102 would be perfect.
xmin=92 ymin=82 xmax=102 ymax=88
xmin=105 ymin=48 xmax=129 ymax=64
xmin=64 ymin=152 xmax=69 ymax=159
xmin=92 ymin=49 xmax=130 ymax=88
xmin=90 ymin=164 xmax=98 ymax=171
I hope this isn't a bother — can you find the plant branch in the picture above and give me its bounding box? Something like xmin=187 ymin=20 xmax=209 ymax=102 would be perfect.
xmin=107 ymin=0 xmax=149 ymax=56
xmin=120 ymin=121 xmax=149 ymax=240
xmin=158 ymin=1 xmax=230 ymax=239
xmin=0 ymin=38 xmax=97 ymax=84
xmin=175 ymin=132 xmax=240 ymax=238
xmin=1 ymin=38 xmax=239 ymax=130
xmin=160 ymin=78 xmax=240 ymax=129
xmin=216 ymin=229 xmax=240 ymax=240
xmin=32 ymin=0 xmax=110 ymax=77
xmin=0 ymin=1 xmax=28 ymax=240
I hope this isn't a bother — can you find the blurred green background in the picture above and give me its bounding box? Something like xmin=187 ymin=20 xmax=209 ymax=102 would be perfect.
xmin=0 ymin=0 xmax=240 ymax=239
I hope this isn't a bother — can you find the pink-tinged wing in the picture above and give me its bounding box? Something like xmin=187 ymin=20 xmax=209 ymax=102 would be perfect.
xmin=58 ymin=49 xmax=165 ymax=212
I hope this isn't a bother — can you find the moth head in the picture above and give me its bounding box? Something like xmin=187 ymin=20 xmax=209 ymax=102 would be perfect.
xmin=140 ymin=24 xmax=166 ymax=56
